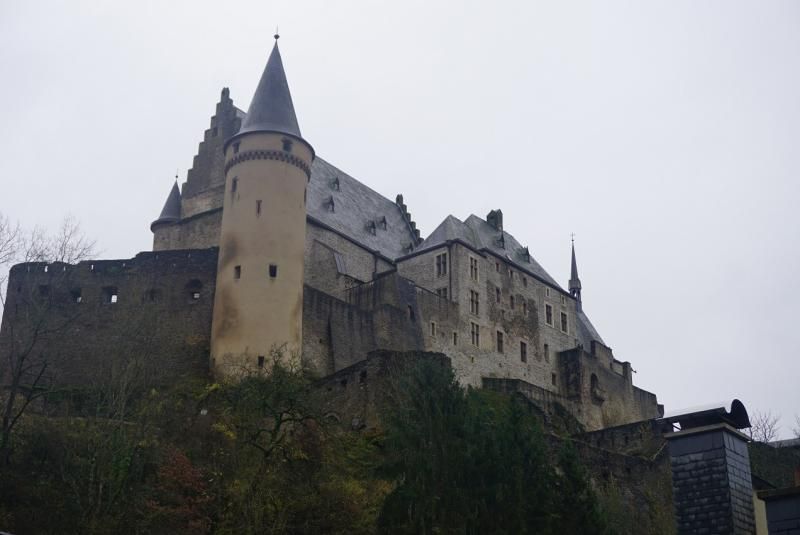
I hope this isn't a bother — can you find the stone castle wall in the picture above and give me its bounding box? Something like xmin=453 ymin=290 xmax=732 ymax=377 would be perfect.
xmin=0 ymin=249 xmax=218 ymax=389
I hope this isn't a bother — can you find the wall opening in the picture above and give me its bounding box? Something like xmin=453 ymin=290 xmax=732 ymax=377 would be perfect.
xmin=102 ymin=286 xmax=118 ymax=304
xmin=256 ymin=199 xmax=262 ymax=216
xmin=186 ymin=280 xmax=203 ymax=301
xmin=234 ymin=265 xmax=241 ymax=279
xmin=257 ymin=355 xmax=265 ymax=368
xmin=282 ymin=138 xmax=293 ymax=152
xmin=71 ymin=288 xmax=82 ymax=303
xmin=268 ymin=264 xmax=277 ymax=278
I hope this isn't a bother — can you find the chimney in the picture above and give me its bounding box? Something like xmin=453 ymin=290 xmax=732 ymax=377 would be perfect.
xmin=487 ymin=209 xmax=503 ymax=232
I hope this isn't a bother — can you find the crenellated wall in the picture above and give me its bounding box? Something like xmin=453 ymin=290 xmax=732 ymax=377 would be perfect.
xmin=0 ymin=249 xmax=218 ymax=389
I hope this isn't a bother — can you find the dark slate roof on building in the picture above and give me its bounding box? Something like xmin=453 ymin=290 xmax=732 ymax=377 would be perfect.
xmin=237 ymin=42 xmax=302 ymax=139
xmin=576 ymin=309 xmax=605 ymax=347
xmin=418 ymin=213 xmax=563 ymax=290
xmin=151 ymin=182 xmax=181 ymax=229
xmin=306 ymin=157 xmax=417 ymax=260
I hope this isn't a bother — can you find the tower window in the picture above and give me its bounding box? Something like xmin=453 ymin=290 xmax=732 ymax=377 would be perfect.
xmin=257 ymin=355 xmax=265 ymax=368
xmin=520 ymin=341 xmax=528 ymax=363
xmin=269 ymin=264 xmax=278 ymax=278
xmin=523 ymin=302 xmax=527 ymax=316
xmin=552 ymin=373 xmax=557 ymax=386
xmin=435 ymin=252 xmax=447 ymax=277
xmin=453 ymin=332 xmax=458 ymax=345
xmin=522 ymin=276 xmax=527 ymax=287
xmin=544 ymin=343 xmax=550 ymax=362
xmin=234 ymin=265 xmax=241 ymax=279
xmin=471 ymin=322 xmax=480 ymax=347
xmin=510 ymin=295 xmax=515 ymax=309
xmin=496 ymin=331 xmax=504 ymax=353
xmin=186 ymin=280 xmax=202 ymax=301
xmin=495 ymin=287 xmax=500 ymax=303
xmin=430 ymin=322 xmax=436 ymax=337
xmin=71 ymin=288 xmax=82 ymax=303
xmin=545 ymin=304 xmax=553 ymax=326
xmin=231 ymin=177 xmax=238 ymax=193
xmin=233 ymin=142 xmax=240 ymax=154
xmin=282 ymin=138 xmax=293 ymax=152
xmin=560 ymin=312 xmax=568 ymax=333
xmin=256 ymin=200 xmax=262 ymax=216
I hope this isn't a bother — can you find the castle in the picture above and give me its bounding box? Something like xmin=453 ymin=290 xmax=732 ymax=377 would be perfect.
xmin=0 ymin=38 xmax=662 ymax=431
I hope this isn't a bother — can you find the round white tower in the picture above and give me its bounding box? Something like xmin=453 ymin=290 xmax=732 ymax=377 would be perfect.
xmin=211 ymin=37 xmax=314 ymax=376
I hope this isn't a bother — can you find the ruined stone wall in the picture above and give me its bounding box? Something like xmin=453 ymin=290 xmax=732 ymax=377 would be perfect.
xmin=0 ymin=249 xmax=218 ymax=389
xmin=560 ymin=347 xmax=662 ymax=430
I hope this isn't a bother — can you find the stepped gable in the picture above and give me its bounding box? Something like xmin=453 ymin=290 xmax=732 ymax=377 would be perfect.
xmin=306 ymin=157 xmax=418 ymax=260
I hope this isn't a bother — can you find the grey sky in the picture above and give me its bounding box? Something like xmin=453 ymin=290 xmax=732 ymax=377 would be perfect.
xmin=1 ymin=1 xmax=798 ymax=436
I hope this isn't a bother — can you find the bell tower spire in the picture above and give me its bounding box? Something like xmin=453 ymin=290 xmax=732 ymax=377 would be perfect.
xmin=211 ymin=35 xmax=314 ymax=376
xmin=569 ymin=235 xmax=582 ymax=309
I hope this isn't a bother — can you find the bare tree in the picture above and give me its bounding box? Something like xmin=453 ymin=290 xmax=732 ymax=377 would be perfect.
xmin=0 ymin=214 xmax=96 ymax=465
xmin=793 ymin=415 xmax=800 ymax=439
xmin=747 ymin=410 xmax=781 ymax=444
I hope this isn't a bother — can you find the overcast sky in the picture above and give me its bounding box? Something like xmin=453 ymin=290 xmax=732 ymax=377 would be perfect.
xmin=1 ymin=1 xmax=798 ymax=437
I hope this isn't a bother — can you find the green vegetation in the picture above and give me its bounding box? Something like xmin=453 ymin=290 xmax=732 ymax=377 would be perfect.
xmin=0 ymin=356 xmax=613 ymax=534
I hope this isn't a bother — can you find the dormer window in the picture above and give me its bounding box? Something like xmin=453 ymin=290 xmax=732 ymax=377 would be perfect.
xmin=282 ymin=138 xmax=293 ymax=152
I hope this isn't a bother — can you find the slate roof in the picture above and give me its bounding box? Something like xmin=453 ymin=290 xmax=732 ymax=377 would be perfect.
xmin=418 ymin=214 xmax=563 ymax=290
xmin=576 ymin=310 xmax=605 ymax=347
xmin=306 ymin=157 xmax=417 ymax=261
xmin=237 ymin=42 xmax=302 ymax=139
xmin=151 ymin=182 xmax=181 ymax=230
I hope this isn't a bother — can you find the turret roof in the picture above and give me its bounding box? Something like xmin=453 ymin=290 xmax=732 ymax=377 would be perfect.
xmin=151 ymin=181 xmax=181 ymax=230
xmin=237 ymin=41 xmax=302 ymax=139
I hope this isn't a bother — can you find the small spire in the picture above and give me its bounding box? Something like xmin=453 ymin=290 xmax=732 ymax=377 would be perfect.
xmin=151 ymin=180 xmax=182 ymax=231
xmin=274 ymin=26 xmax=280 ymax=41
xmin=569 ymin=235 xmax=582 ymax=308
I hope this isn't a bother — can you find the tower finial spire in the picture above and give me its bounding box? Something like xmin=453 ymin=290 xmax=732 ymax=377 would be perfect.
xmin=569 ymin=235 xmax=582 ymax=309
xmin=274 ymin=26 xmax=279 ymax=40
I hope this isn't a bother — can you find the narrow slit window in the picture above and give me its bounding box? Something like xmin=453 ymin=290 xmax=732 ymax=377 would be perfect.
xmin=231 ymin=177 xmax=238 ymax=193
xmin=256 ymin=200 xmax=262 ymax=216
xmin=544 ymin=343 xmax=550 ymax=362
xmin=496 ymin=331 xmax=504 ymax=353
xmin=257 ymin=355 xmax=265 ymax=368
xmin=234 ymin=265 xmax=241 ymax=279
xmin=430 ymin=322 xmax=436 ymax=337
xmin=269 ymin=264 xmax=278 ymax=278
xmin=510 ymin=295 xmax=515 ymax=309
xmin=452 ymin=332 xmax=458 ymax=345
xmin=520 ymin=341 xmax=528 ymax=363
xmin=233 ymin=142 xmax=240 ymax=154
xmin=551 ymin=373 xmax=557 ymax=386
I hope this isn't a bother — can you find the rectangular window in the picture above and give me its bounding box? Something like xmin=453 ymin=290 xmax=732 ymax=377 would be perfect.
xmin=256 ymin=199 xmax=262 ymax=216
xmin=544 ymin=343 xmax=550 ymax=363
xmin=496 ymin=331 xmax=504 ymax=353
xmin=258 ymin=355 xmax=265 ymax=368
xmin=469 ymin=290 xmax=480 ymax=315
xmin=469 ymin=257 xmax=479 ymax=281
xmin=453 ymin=332 xmax=458 ymax=345
xmin=560 ymin=294 xmax=566 ymax=304
xmin=522 ymin=276 xmax=527 ymax=287
xmin=520 ymin=341 xmax=528 ymax=363
xmin=522 ymin=302 xmax=527 ymax=316
xmin=545 ymin=303 xmax=553 ymax=326
xmin=233 ymin=142 xmax=240 ymax=154
xmin=234 ymin=265 xmax=241 ymax=279
xmin=471 ymin=322 xmax=480 ymax=347
xmin=551 ymin=373 xmax=557 ymax=386
xmin=560 ymin=312 xmax=568 ymax=333
xmin=510 ymin=295 xmax=515 ymax=309
xmin=231 ymin=177 xmax=238 ymax=193
xmin=495 ymin=262 xmax=500 ymax=272
xmin=430 ymin=322 xmax=436 ymax=337
xmin=545 ymin=287 xmax=550 ymax=297
xmin=495 ymin=287 xmax=501 ymax=303
xmin=435 ymin=252 xmax=447 ymax=277
xmin=71 ymin=288 xmax=82 ymax=303
xmin=436 ymin=287 xmax=448 ymax=299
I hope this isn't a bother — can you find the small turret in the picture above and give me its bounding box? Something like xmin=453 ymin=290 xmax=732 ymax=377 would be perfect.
xmin=151 ymin=181 xmax=181 ymax=231
xmin=569 ymin=237 xmax=582 ymax=309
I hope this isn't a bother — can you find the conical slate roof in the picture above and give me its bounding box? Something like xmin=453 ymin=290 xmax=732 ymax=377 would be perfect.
xmin=151 ymin=182 xmax=181 ymax=230
xmin=238 ymin=41 xmax=302 ymax=139
xmin=569 ymin=242 xmax=582 ymax=293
